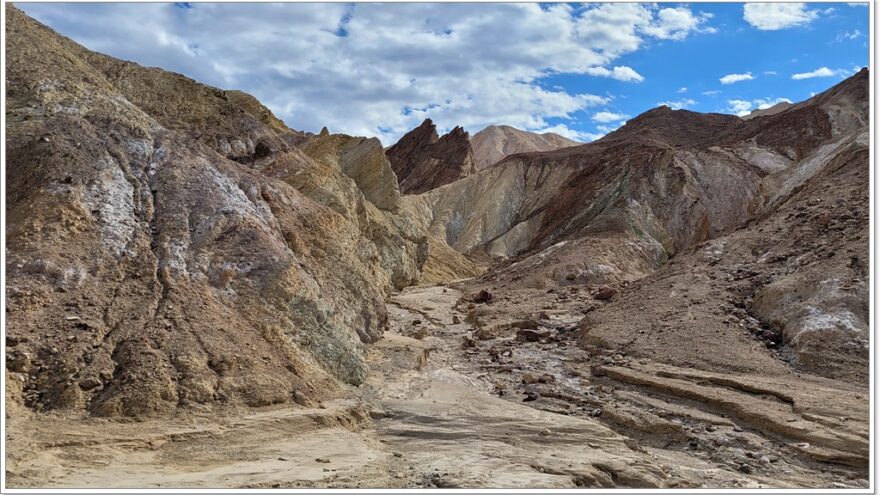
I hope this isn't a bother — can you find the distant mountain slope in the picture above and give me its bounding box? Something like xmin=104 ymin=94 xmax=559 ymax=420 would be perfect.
xmin=470 ymin=125 xmax=580 ymax=169
xmin=407 ymin=68 xmax=868 ymax=382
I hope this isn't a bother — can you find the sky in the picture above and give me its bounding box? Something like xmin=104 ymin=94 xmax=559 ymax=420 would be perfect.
xmin=18 ymin=2 xmax=870 ymax=145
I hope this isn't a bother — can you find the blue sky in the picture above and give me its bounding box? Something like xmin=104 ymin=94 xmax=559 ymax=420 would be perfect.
xmin=19 ymin=2 xmax=869 ymax=144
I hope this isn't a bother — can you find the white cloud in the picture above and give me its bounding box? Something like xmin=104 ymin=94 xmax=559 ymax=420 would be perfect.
xmin=720 ymin=72 xmax=755 ymax=84
xmin=640 ymin=8 xmax=716 ymax=40
xmin=677 ymin=87 xmax=688 ymax=93
xmin=727 ymin=100 xmax=753 ymax=117
xmin=21 ymin=2 xmax=716 ymax=144
xmin=764 ymin=70 xmax=778 ymax=75
xmin=835 ymin=30 xmax=863 ymax=42
xmin=591 ymin=111 xmax=628 ymax=123
xmin=726 ymin=97 xmax=792 ymax=116
xmin=584 ymin=66 xmax=645 ymax=82
xmin=743 ymin=3 xmax=819 ymax=31
xmin=657 ymin=98 xmax=697 ymax=110
xmin=702 ymin=90 xmax=720 ymax=96
xmin=755 ymin=97 xmax=793 ymax=109
xmin=791 ymin=67 xmax=836 ymax=79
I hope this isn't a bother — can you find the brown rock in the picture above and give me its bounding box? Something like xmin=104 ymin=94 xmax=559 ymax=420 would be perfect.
xmin=593 ymin=286 xmax=617 ymax=301
xmin=386 ymin=119 xmax=477 ymax=194
xmin=515 ymin=329 xmax=551 ymax=343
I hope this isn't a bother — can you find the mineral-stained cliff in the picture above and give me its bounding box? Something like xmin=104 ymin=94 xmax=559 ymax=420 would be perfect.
xmin=470 ymin=124 xmax=580 ymax=170
xmin=411 ymin=69 xmax=869 ymax=383
xmin=4 ymin=5 xmax=475 ymax=416
xmin=385 ymin=119 xmax=477 ymax=194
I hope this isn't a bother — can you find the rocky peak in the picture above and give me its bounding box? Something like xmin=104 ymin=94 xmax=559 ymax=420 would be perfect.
xmin=386 ymin=119 xmax=476 ymax=194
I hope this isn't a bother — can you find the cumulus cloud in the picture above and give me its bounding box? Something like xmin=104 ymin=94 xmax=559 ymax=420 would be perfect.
xmin=20 ymin=2 xmax=714 ymax=144
xmin=657 ymin=98 xmax=697 ymax=110
xmin=720 ymin=72 xmax=755 ymax=84
xmin=791 ymin=67 xmax=837 ymax=79
xmin=743 ymin=3 xmax=819 ymax=31
xmin=726 ymin=97 xmax=792 ymax=116
xmin=591 ymin=111 xmax=628 ymax=123
xmin=584 ymin=66 xmax=645 ymax=82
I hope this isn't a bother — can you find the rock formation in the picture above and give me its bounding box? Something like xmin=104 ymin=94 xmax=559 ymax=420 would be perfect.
xmin=385 ymin=119 xmax=477 ymax=194
xmin=410 ymin=69 xmax=869 ymax=383
xmin=4 ymin=5 xmax=474 ymax=416
xmin=3 ymin=5 xmax=870 ymax=489
xmin=470 ymin=124 xmax=580 ymax=169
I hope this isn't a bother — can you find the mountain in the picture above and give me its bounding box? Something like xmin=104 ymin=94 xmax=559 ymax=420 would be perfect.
xmin=470 ymin=124 xmax=580 ymax=169
xmin=409 ymin=68 xmax=869 ymax=383
xmin=4 ymin=5 xmax=869 ymax=488
xmin=4 ymin=4 xmax=476 ymax=417
xmin=742 ymin=101 xmax=793 ymax=120
xmin=385 ymin=119 xmax=477 ymax=194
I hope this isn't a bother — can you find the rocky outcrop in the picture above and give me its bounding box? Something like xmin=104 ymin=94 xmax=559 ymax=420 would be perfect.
xmin=4 ymin=5 xmax=475 ymax=417
xmin=386 ymin=119 xmax=477 ymax=194
xmin=416 ymin=70 xmax=868 ymax=382
xmin=470 ymin=124 xmax=580 ymax=169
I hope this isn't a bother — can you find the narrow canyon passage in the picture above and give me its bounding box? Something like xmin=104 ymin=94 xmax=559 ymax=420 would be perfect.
xmin=6 ymin=283 xmax=868 ymax=489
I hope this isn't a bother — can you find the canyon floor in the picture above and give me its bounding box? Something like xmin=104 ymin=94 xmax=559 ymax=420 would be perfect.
xmin=6 ymin=284 xmax=869 ymax=489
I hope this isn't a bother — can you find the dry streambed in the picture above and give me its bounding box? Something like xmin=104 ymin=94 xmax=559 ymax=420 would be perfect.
xmin=5 ymin=285 xmax=869 ymax=489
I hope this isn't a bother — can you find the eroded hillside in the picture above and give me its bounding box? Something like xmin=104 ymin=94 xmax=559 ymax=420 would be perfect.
xmin=4 ymin=4 xmax=475 ymax=417
xmin=4 ymin=4 xmax=871 ymax=490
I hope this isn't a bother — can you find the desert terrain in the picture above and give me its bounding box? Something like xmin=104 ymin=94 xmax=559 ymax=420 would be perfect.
xmin=4 ymin=5 xmax=871 ymax=489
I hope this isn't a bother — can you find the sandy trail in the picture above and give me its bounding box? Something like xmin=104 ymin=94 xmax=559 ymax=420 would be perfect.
xmin=4 ymin=285 xmax=869 ymax=489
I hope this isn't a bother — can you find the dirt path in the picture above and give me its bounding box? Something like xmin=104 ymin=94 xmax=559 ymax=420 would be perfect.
xmin=5 ymin=285 xmax=869 ymax=489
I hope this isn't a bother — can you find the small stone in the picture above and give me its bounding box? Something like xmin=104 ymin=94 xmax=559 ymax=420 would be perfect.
xmin=452 ymin=315 xmax=461 ymax=324
xmin=65 ymin=315 xmax=80 ymax=321
xmin=411 ymin=319 xmax=422 ymax=326
xmin=538 ymin=373 xmax=555 ymax=384
xmin=78 ymin=377 xmax=102 ymax=390
xmin=733 ymin=425 xmax=743 ymax=432
xmin=590 ymin=408 xmax=602 ymax=417
xmin=515 ymin=329 xmax=551 ymax=343
xmin=315 ymin=457 xmax=331 ymax=463
xmin=539 ymin=428 xmax=552 ymax=436
xmin=472 ymin=290 xmax=494 ymax=304
xmin=593 ymin=286 xmax=617 ymax=301
xmin=521 ymin=373 xmax=540 ymax=384
xmin=706 ymin=424 xmax=718 ymax=432
xmin=6 ymin=351 xmax=32 ymax=372
xmin=278 ymin=457 xmax=288 ymax=461
xmin=393 ymin=452 xmax=403 ymax=458
xmin=738 ymin=463 xmax=753 ymax=474
xmin=292 ymin=390 xmax=311 ymax=406
xmin=758 ymin=456 xmax=771 ymax=467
